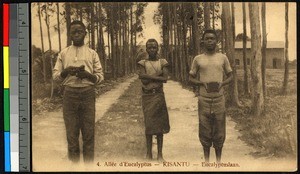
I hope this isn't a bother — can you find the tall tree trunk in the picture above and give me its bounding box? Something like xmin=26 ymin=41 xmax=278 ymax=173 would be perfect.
xmin=56 ymin=3 xmax=62 ymax=51
xmin=178 ymin=4 xmax=183 ymax=82
xmin=65 ymin=2 xmax=72 ymax=46
xmin=107 ymin=29 xmax=110 ymax=73
xmin=130 ymin=5 xmax=134 ymax=73
xmin=45 ymin=6 xmax=54 ymax=99
xmin=204 ymin=2 xmax=211 ymax=29
xmin=168 ymin=3 xmax=174 ymax=75
xmin=162 ymin=4 xmax=169 ymax=63
xmin=110 ymin=5 xmax=117 ymax=78
xmin=192 ymin=2 xmax=200 ymax=56
xmin=75 ymin=4 xmax=79 ymax=20
xmin=117 ymin=4 xmax=122 ymax=76
xmin=249 ymin=2 xmax=264 ymax=116
xmin=123 ymin=8 xmax=127 ymax=76
xmin=223 ymin=2 xmax=241 ymax=107
xmin=231 ymin=2 xmax=236 ymax=41
xmin=173 ymin=4 xmax=179 ymax=80
xmin=87 ymin=10 xmax=91 ymax=47
xmin=95 ymin=3 xmax=99 ymax=51
xmin=107 ymin=16 xmax=111 ymax=73
xmin=38 ymin=3 xmax=47 ymax=83
xmin=282 ymin=2 xmax=289 ymax=95
xmin=242 ymin=2 xmax=250 ymax=95
xmin=134 ymin=4 xmax=137 ymax=54
xmin=189 ymin=26 xmax=193 ymax=66
xmin=181 ymin=3 xmax=188 ymax=84
xmin=90 ymin=4 xmax=95 ymax=49
xmin=79 ymin=4 xmax=83 ymax=21
xmin=126 ymin=8 xmax=130 ymax=74
xmin=98 ymin=3 xmax=106 ymax=72
xmin=212 ymin=2 xmax=215 ymax=30
xmin=221 ymin=10 xmax=226 ymax=53
xmin=261 ymin=2 xmax=267 ymax=98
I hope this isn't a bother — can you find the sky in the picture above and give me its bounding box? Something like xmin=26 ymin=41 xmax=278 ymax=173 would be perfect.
xmin=31 ymin=2 xmax=297 ymax=60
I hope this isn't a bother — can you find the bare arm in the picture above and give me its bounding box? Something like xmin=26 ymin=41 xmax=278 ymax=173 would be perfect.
xmin=221 ymin=55 xmax=233 ymax=88
xmin=189 ymin=74 xmax=207 ymax=88
xmin=220 ymin=72 xmax=233 ymax=87
xmin=139 ymin=67 xmax=168 ymax=83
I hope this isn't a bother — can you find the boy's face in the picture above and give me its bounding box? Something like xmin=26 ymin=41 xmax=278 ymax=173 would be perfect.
xmin=203 ymin=33 xmax=217 ymax=51
xmin=70 ymin=24 xmax=86 ymax=45
xmin=146 ymin=41 xmax=158 ymax=58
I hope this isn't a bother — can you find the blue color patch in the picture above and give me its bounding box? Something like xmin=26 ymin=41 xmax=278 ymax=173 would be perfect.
xmin=4 ymin=132 xmax=11 ymax=172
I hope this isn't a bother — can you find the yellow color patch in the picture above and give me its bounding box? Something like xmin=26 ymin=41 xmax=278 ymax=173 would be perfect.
xmin=3 ymin=47 xmax=9 ymax=88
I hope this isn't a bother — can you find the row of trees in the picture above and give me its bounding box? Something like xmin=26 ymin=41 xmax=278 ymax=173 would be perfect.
xmin=33 ymin=2 xmax=291 ymax=118
xmin=33 ymin=2 xmax=148 ymax=98
xmin=154 ymin=2 xmax=221 ymax=84
xmin=155 ymin=2 xmax=290 ymax=117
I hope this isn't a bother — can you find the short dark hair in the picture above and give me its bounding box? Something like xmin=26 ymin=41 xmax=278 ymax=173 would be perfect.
xmin=69 ymin=20 xmax=86 ymax=31
xmin=202 ymin=29 xmax=218 ymax=40
xmin=146 ymin=39 xmax=159 ymax=47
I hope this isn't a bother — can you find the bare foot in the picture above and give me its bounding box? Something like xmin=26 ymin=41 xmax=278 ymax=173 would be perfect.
xmin=145 ymin=153 xmax=153 ymax=161
xmin=157 ymin=156 xmax=166 ymax=163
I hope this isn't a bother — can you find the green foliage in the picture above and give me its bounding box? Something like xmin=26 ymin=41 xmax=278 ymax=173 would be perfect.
xmin=32 ymin=45 xmax=61 ymax=99
xmin=230 ymin=69 xmax=297 ymax=158
xmin=235 ymin=33 xmax=251 ymax=41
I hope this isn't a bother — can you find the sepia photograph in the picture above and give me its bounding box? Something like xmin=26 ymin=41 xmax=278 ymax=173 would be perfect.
xmin=31 ymin=2 xmax=297 ymax=172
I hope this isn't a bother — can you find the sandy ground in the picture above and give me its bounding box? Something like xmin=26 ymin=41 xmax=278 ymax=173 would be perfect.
xmin=32 ymin=77 xmax=297 ymax=172
xmin=160 ymin=80 xmax=297 ymax=172
xmin=32 ymin=76 xmax=136 ymax=171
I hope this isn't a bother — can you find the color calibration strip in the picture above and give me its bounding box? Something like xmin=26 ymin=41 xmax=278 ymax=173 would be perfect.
xmin=3 ymin=3 xmax=11 ymax=172
xmin=10 ymin=3 xmax=19 ymax=172
xmin=3 ymin=3 xmax=30 ymax=172
xmin=18 ymin=3 xmax=31 ymax=172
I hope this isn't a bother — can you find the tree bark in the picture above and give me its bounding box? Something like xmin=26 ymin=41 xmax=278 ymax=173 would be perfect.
xmin=192 ymin=2 xmax=200 ymax=56
xmin=162 ymin=3 xmax=169 ymax=63
xmin=261 ymin=2 xmax=267 ymax=98
xmin=111 ymin=5 xmax=117 ymax=79
xmin=222 ymin=2 xmax=241 ymax=107
xmin=231 ymin=2 xmax=236 ymax=41
xmin=107 ymin=15 xmax=111 ymax=73
xmin=95 ymin=4 xmax=99 ymax=50
xmin=242 ymin=2 xmax=250 ymax=95
xmin=221 ymin=10 xmax=226 ymax=53
xmin=130 ymin=5 xmax=134 ymax=73
xmin=168 ymin=3 xmax=174 ymax=75
xmin=117 ymin=3 xmax=123 ymax=76
xmin=45 ymin=5 xmax=54 ymax=99
xmin=38 ymin=3 xmax=47 ymax=83
xmin=97 ymin=3 xmax=105 ymax=71
xmin=65 ymin=2 xmax=72 ymax=46
xmin=212 ymin=2 xmax=215 ymax=30
xmin=91 ymin=4 xmax=95 ymax=50
xmin=56 ymin=3 xmax=62 ymax=52
xmin=79 ymin=4 xmax=83 ymax=21
xmin=181 ymin=3 xmax=188 ymax=84
xmin=204 ymin=2 xmax=211 ymax=29
xmin=173 ymin=4 xmax=179 ymax=80
xmin=282 ymin=2 xmax=289 ymax=95
xmin=249 ymin=2 xmax=264 ymax=116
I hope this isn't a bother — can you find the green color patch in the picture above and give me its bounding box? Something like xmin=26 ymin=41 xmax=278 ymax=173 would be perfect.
xmin=4 ymin=89 xmax=10 ymax=131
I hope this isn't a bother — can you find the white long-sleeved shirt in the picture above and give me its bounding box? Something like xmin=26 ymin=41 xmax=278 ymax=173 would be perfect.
xmin=53 ymin=45 xmax=104 ymax=87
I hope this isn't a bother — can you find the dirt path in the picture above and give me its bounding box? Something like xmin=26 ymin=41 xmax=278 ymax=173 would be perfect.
xmin=160 ymin=80 xmax=296 ymax=172
xmin=32 ymin=77 xmax=296 ymax=172
xmin=32 ymin=76 xmax=137 ymax=171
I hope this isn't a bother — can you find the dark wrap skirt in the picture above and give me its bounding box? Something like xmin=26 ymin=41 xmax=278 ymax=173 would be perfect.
xmin=142 ymin=90 xmax=170 ymax=135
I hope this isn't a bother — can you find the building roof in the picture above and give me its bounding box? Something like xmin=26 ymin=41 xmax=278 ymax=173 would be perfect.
xmin=235 ymin=41 xmax=284 ymax=49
